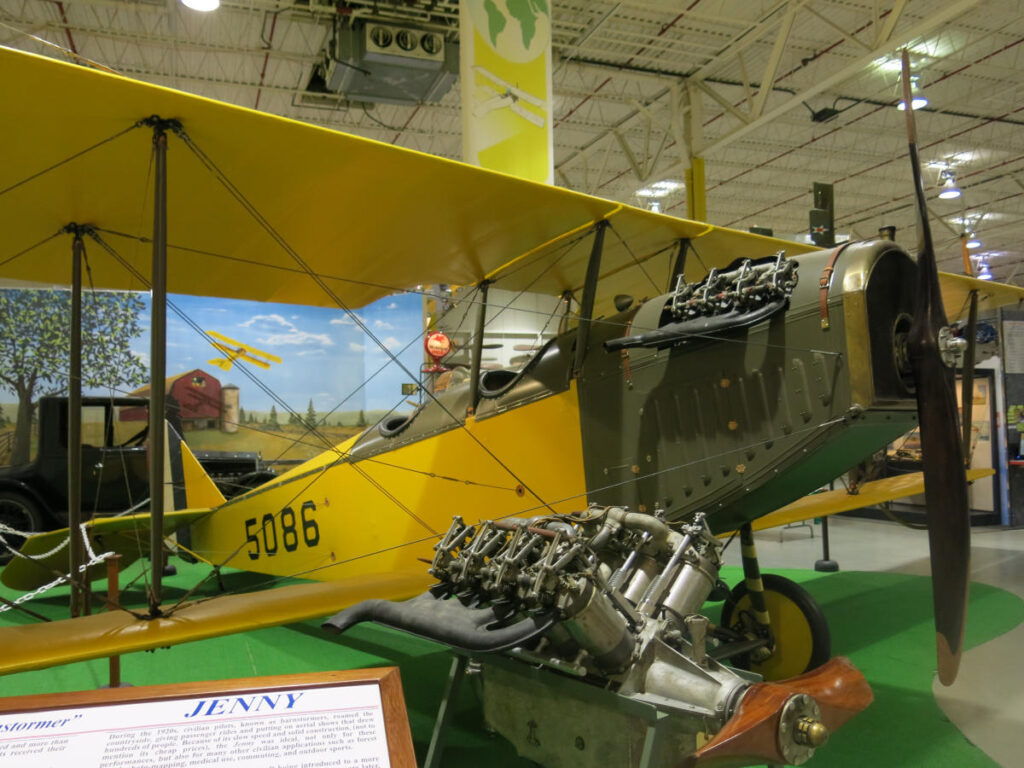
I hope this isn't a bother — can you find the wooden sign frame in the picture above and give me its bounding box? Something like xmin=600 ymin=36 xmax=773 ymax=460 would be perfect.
xmin=0 ymin=667 xmax=416 ymax=767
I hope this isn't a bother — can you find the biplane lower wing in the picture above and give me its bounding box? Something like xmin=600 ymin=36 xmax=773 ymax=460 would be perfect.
xmin=741 ymin=468 xmax=995 ymax=535
xmin=0 ymin=570 xmax=430 ymax=676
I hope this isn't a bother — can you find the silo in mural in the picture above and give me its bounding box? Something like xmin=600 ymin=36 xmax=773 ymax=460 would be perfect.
xmin=221 ymin=384 xmax=239 ymax=433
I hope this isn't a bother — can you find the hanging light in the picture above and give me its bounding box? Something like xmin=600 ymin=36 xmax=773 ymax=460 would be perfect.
xmin=897 ymin=75 xmax=928 ymax=110
xmin=966 ymin=233 xmax=982 ymax=249
xmin=648 ymin=200 xmax=662 ymax=213
xmin=181 ymin=0 xmax=220 ymax=11
xmin=937 ymin=172 xmax=961 ymax=200
xmin=977 ymin=261 xmax=994 ymax=280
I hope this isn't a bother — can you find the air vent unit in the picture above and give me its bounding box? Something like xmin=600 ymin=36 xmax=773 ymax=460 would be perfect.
xmin=321 ymin=21 xmax=458 ymax=106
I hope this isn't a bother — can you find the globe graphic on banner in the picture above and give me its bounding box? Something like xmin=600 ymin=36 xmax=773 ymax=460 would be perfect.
xmin=470 ymin=0 xmax=550 ymax=63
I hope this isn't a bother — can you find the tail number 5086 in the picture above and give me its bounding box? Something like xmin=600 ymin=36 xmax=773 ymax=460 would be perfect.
xmin=244 ymin=501 xmax=321 ymax=560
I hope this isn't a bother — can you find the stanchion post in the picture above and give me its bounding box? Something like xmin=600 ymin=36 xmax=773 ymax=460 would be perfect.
xmin=814 ymin=516 xmax=840 ymax=572
xmin=106 ymin=554 xmax=122 ymax=688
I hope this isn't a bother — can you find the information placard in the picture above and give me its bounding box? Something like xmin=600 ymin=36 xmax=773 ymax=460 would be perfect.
xmin=0 ymin=668 xmax=415 ymax=768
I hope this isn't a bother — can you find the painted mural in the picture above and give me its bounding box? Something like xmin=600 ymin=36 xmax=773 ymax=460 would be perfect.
xmin=0 ymin=288 xmax=424 ymax=468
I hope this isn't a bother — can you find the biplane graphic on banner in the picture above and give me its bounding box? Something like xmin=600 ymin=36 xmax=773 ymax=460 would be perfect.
xmin=460 ymin=0 xmax=554 ymax=183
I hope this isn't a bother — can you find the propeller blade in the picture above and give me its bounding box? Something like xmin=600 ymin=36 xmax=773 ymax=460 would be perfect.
xmin=683 ymin=657 xmax=872 ymax=767
xmin=900 ymin=50 xmax=971 ymax=686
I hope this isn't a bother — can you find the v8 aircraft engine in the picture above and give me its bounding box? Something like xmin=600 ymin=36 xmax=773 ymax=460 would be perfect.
xmin=325 ymin=507 xmax=871 ymax=767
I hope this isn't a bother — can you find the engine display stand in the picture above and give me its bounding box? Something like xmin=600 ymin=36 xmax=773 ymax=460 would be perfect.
xmin=425 ymin=652 xmax=696 ymax=768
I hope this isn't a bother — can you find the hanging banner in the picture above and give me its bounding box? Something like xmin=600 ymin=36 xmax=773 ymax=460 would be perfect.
xmin=460 ymin=0 xmax=553 ymax=184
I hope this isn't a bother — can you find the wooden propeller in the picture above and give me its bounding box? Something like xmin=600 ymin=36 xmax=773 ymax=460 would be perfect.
xmin=682 ymin=657 xmax=872 ymax=767
xmin=900 ymin=50 xmax=971 ymax=686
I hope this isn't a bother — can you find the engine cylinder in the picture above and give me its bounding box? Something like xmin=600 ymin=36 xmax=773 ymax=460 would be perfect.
xmin=622 ymin=555 xmax=660 ymax=604
xmin=562 ymin=580 xmax=635 ymax=671
xmin=660 ymin=554 xmax=717 ymax=620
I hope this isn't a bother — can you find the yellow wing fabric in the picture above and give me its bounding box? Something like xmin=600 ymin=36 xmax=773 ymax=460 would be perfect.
xmin=0 ymin=571 xmax=430 ymax=676
xmin=0 ymin=47 xmax=816 ymax=317
xmin=0 ymin=509 xmax=211 ymax=591
xmin=735 ymin=468 xmax=995 ymax=535
xmin=939 ymin=272 xmax=1024 ymax=322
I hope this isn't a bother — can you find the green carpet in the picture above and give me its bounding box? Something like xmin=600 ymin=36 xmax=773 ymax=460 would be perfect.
xmin=0 ymin=561 xmax=1020 ymax=767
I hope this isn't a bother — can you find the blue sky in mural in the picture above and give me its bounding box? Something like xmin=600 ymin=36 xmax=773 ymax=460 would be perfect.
xmin=132 ymin=291 xmax=424 ymax=414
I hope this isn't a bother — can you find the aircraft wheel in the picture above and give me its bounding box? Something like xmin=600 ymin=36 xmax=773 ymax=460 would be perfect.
xmin=0 ymin=491 xmax=43 ymax=564
xmin=720 ymin=573 xmax=830 ymax=680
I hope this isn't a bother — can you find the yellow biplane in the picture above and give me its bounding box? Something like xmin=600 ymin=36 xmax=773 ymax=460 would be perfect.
xmin=0 ymin=45 xmax=1020 ymax=767
xmin=205 ymin=330 xmax=283 ymax=372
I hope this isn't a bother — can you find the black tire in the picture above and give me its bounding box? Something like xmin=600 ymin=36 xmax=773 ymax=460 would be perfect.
xmin=0 ymin=490 xmax=44 ymax=564
xmin=719 ymin=573 xmax=830 ymax=680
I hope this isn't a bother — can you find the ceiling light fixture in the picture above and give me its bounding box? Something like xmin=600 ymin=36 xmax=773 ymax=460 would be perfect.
xmin=636 ymin=179 xmax=682 ymax=198
xmin=897 ymin=75 xmax=928 ymax=111
xmin=937 ymin=171 xmax=961 ymax=200
xmin=966 ymin=233 xmax=982 ymax=249
xmin=977 ymin=261 xmax=994 ymax=280
xmin=181 ymin=0 xmax=220 ymax=11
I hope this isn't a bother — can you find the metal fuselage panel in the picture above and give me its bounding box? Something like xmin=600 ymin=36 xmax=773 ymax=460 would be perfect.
xmin=578 ymin=241 xmax=920 ymax=532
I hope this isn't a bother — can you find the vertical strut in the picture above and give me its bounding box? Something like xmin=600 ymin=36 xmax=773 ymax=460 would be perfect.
xmin=148 ymin=121 xmax=169 ymax=617
xmin=668 ymin=238 xmax=690 ymax=290
xmin=739 ymin=524 xmax=770 ymax=629
xmin=68 ymin=231 xmax=85 ymax=618
xmin=467 ymin=280 xmax=491 ymax=415
xmin=573 ymin=221 xmax=608 ymax=377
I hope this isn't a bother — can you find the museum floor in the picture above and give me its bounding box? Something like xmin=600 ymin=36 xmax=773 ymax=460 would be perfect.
xmin=0 ymin=515 xmax=1020 ymax=767
xmin=722 ymin=516 xmax=1024 ymax=767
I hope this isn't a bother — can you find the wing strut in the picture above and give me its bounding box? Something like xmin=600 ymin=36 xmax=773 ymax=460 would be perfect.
xmin=144 ymin=116 xmax=179 ymax=618
xmin=467 ymin=280 xmax=491 ymax=416
xmin=68 ymin=228 xmax=85 ymax=617
xmin=573 ymin=221 xmax=608 ymax=376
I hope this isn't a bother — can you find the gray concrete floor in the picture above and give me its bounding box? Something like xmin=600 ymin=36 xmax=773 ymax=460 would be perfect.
xmin=721 ymin=515 xmax=1024 ymax=766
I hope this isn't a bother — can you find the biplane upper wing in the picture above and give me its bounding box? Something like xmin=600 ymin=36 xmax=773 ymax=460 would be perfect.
xmin=0 ymin=46 xmax=816 ymax=318
xmin=938 ymin=271 xmax=1024 ymax=321
xmin=741 ymin=467 xmax=995 ymax=534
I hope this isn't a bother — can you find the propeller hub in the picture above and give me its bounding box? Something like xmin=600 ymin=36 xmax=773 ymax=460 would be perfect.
xmin=778 ymin=693 xmax=825 ymax=765
xmin=938 ymin=326 xmax=968 ymax=368
xmin=795 ymin=717 xmax=829 ymax=747
xmin=892 ymin=313 xmax=915 ymax=392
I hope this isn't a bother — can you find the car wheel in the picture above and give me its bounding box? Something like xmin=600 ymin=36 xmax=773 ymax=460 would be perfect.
xmin=0 ymin=490 xmax=44 ymax=564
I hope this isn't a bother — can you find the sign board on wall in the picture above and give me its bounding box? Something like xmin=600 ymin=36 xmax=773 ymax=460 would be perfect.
xmin=0 ymin=668 xmax=415 ymax=768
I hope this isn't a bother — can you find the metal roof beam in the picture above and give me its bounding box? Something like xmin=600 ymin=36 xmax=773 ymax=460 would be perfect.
xmin=703 ymin=0 xmax=986 ymax=156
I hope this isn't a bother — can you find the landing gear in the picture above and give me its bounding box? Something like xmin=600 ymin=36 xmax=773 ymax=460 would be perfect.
xmin=720 ymin=572 xmax=831 ymax=680
xmin=716 ymin=523 xmax=831 ymax=680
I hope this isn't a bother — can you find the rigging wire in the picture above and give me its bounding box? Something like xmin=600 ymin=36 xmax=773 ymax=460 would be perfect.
xmin=0 ymin=122 xmax=141 ymax=199
xmin=181 ymin=412 xmax=858 ymax=599
xmin=607 ymin=221 xmax=662 ymax=295
xmin=171 ymin=127 xmax=560 ymax=514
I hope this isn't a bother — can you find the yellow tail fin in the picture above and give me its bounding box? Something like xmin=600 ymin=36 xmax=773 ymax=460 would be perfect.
xmin=180 ymin=440 xmax=226 ymax=508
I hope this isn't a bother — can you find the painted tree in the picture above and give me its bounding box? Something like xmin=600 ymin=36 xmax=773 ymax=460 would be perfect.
xmin=267 ymin=405 xmax=280 ymax=430
xmin=0 ymin=289 xmax=147 ymax=465
xmin=305 ymin=398 xmax=317 ymax=429
xmin=238 ymin=406 xmax=246 ymax=426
